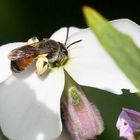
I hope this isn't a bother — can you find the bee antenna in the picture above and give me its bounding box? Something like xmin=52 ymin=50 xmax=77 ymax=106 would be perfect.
xmin=67 ymin=39 xmax=82 ymax=49
xmin=64 ymin=27 xmax=69 ymax=46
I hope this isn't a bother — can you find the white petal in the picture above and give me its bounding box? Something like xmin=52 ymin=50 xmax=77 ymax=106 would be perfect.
xmin=64 ymin=28 xmax=136 ymax=94
xmin=0 ymin=42 xmax=26 ymax=83
xmin=50 ymin=27 xmax=80 ymax=44
xmin=111 ymin=19 xmax=140 ymax=48
xmin=0 ymin=66 xmax=65 ymax=140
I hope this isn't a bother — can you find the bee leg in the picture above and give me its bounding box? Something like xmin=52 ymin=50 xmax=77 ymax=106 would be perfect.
xmin=36 ymin=55 xmax=48 ymax=76
xmin=27 ymin=37 xmax=39 ymax=45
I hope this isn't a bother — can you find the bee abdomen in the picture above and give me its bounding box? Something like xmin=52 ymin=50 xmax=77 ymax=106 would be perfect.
xmin=11 ymin=61 xmax=24 ymax=73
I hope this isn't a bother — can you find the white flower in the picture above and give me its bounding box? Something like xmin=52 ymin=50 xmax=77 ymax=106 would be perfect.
xmin=0 ymin=19 xmax=139 ymax=140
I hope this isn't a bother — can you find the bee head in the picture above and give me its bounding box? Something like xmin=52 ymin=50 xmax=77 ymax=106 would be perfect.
xmin=45 ymin=41 xmax=68 ymax=67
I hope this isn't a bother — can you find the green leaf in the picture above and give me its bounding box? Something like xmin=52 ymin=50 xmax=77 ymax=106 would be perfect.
xmin=0 ymin=128 xmax=8 ymax=140
xmin=83 ymin=6 xmax=140 ymax=95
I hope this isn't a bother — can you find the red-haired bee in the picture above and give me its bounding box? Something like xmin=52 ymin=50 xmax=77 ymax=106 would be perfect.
xmin=8 ymin=28 xmax=81 ymax=75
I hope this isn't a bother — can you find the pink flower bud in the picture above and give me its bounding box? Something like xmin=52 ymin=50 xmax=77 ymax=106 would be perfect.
xmin=116 ymin=108 xmax=140 ymax=140
xmin=62 ymin=86 xmax=104 ymax=140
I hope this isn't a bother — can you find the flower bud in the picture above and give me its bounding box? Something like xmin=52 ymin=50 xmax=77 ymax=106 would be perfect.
xmin=116 ymin=108 xmax=140 ymax=140
xmin=62 ymin=85 xmax=104 ymax=140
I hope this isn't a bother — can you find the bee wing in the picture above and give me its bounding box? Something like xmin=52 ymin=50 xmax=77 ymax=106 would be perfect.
xmin=0 ymin=42 xmax=26 ymax=83
xmin=9 ymin=45 xmax=40 ymax=73
xmin=8 ymin=45 xmax=39 ymax=60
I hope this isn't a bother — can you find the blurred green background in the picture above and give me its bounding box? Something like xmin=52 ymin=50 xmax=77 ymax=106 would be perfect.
xmin=0 ymin=0 xmax=140 ymax=44
xmin=0 ymin=0 xmax=140 ymax=140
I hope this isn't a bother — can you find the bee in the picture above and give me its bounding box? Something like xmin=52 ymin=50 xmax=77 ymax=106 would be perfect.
xmin=8 ymin=28 xmax=81 ymax=75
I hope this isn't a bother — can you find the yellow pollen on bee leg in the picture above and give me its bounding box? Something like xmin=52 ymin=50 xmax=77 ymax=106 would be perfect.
xmin=27 ymin=37 xmax=39 ymax=45
xmin=36 ymin=55 xmax=48 ymax=76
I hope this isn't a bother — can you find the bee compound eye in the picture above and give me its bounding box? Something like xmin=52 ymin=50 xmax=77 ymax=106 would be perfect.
xmin=62 ymin=48 xmax=68 ymax=55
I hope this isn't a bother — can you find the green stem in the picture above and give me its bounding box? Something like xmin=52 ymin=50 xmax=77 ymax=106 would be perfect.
xmin=64 ymin=71 xmax=81 ymax=93
xmin=63 ymin=71 xmax=82 ymax=106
